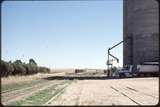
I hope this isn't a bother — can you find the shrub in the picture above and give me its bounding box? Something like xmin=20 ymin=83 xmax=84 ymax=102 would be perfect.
xmin=39 ymin=67 xmax=50 ymax=73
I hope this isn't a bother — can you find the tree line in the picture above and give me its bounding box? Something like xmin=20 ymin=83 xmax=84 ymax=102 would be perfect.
xmin=1 ymin=59 xmax=50 ymax=77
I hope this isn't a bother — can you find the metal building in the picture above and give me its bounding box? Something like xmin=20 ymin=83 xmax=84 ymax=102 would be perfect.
xmin=123 ymin=0 xmax=159 ymax=66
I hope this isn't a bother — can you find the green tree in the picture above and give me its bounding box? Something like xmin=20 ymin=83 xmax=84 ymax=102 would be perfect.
xmin=1 ymin=59 xmax=50 ymax=76
xmin=8 ymin=61 xmax=15 ymax=75
xmin=13 ymin=60 xmax=26 ymax=75
xmin=29 ymin=58 xmax=37 ymax=66
xmin=1 ymin=60 xmax=9 ymax=77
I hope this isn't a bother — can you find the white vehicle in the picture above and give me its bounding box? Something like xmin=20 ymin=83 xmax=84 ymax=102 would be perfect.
xmin=136 ymin=64 xmax=159 ymax=76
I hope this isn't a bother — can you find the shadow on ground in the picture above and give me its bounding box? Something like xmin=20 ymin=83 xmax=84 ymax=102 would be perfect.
xmin=42 ymin=76 xmax=155 ymax=80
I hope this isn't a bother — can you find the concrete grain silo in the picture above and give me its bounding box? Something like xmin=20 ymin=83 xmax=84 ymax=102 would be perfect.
xmin=123 ymin=0 xmax=159 ymax=66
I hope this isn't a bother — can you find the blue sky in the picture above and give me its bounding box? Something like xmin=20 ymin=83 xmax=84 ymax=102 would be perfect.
xmin=2 ymin=0 xmax=123 ymax=69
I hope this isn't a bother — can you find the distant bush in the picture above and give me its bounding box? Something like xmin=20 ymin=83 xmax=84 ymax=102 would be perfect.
xmin=110 ymin=67 xmax=117 ymax=73
xmin=110 ymin=67 xmax=118 ymax=76
xmin=1 ymin=59 xmax=50 ymax=77
xmin=75 ymin=69 xmax=85 ymax=73
xmin=39 ymin=67 xmax=50 ymax=73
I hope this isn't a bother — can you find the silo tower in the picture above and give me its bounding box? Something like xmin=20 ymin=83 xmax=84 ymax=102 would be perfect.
xmin=123 ymin=0 xmax=159 ymax=66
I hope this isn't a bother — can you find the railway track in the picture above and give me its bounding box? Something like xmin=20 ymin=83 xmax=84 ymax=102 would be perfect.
xmin=44 ymin=80 xmax=72 ymax=105
xmin=126 ymin=86 xmax=158 ymax=99
xmin=110 ymin=86 xmax=141 ymax=105
xmin=110 ymin=85 xmax=158 ymax=105
xmin=2 ymin=80 xmax=66 ymax=105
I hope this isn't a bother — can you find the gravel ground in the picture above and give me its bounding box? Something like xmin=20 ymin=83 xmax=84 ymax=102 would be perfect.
xmin=48 ymin=77 xmax=159 ymax=106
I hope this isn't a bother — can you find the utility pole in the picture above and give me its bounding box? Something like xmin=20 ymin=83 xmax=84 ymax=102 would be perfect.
xmin=107 ymin=48 xmax=110 ymax=70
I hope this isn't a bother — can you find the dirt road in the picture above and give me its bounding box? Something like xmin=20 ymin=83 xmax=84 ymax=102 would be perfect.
xmin=46 ymin=77 xmax=159 ymax=106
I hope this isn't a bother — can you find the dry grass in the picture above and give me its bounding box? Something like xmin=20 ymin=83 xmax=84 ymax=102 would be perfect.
xmin=51 ymin=69 xmax=75 ymax=73
xmin=51 ymin=69 xmax=75 ymax=75
xmin=1 ymin=73 xmax=48 ymax=85
xmin=1 ymin=69 xmax=75 ymax=85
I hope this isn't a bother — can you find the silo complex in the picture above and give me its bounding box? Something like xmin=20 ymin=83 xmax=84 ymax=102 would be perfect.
xmin=123 ymin=0 xmax=159 ymax=66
